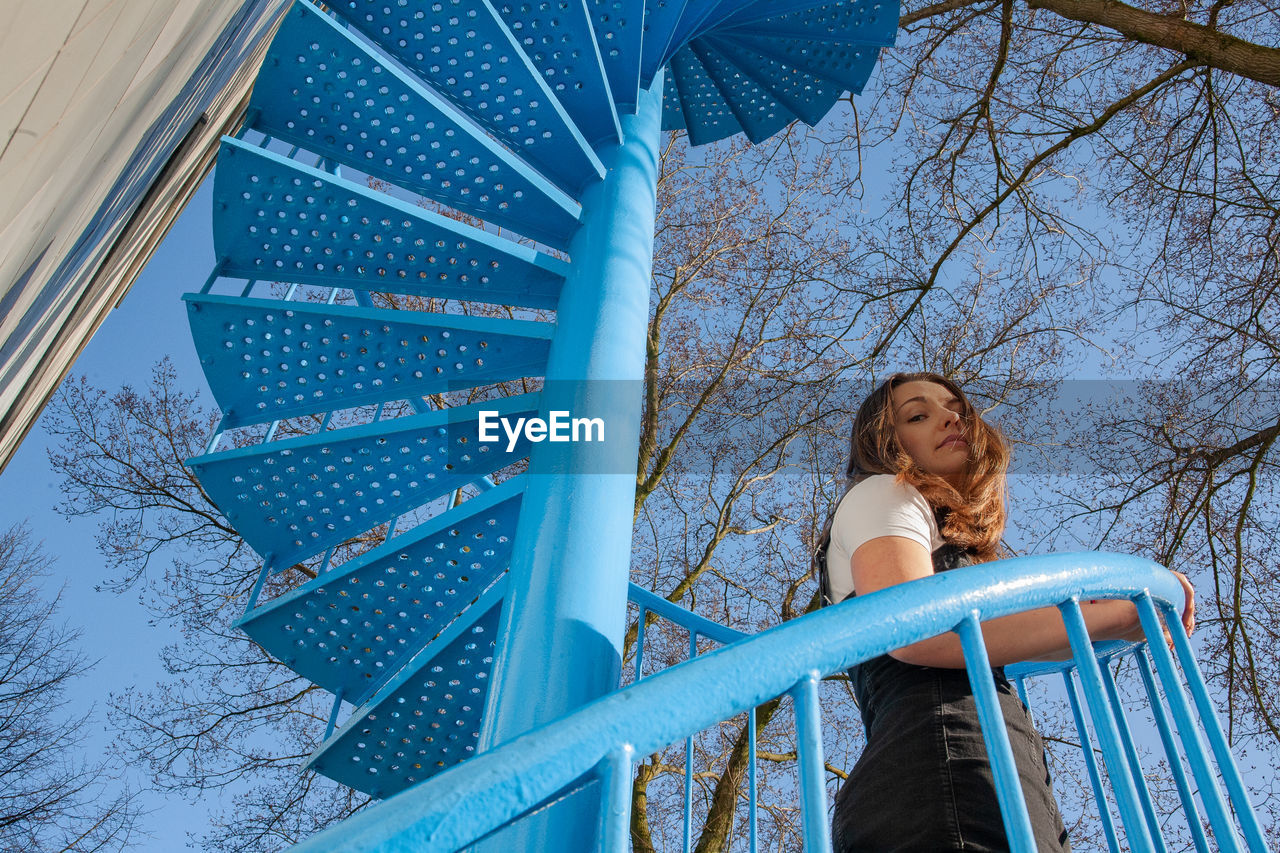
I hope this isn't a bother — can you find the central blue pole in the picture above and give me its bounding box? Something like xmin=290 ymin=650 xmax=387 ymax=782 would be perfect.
xmin=478 ymin=73 xmax=664 ymax=849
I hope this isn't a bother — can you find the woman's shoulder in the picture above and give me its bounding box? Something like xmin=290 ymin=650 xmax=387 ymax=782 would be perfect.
xmin=826 ymin=474 xmax=941 ymax=603
xmin=836 ymin=474 xmax=927 ymax=510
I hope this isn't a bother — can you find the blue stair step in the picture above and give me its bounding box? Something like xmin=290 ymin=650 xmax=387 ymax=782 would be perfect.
xmin=725 ymin=32 xmax=881 ymax=94
xmin=238 ymin=478 xmax=524 ymax=702
xmin=654 ymin=0 xmax=733 ymax=72
xmin=212 ymin=136 xmax=568 ymax=310
xmin=248 ymin=1 xmax=581 ymax=250
xmin=492 ymin=0 xmax=622 ymax=148
xmin=641 ymin=0 xmax=732 ymax=86
xmin=588 ymin=0 xmax=645 ymax=112
xmin=721 ymin=0 xmax=897 ymax=46
xmin=186 ymin=393 xmax=539 ymax=569
xmin=662 ymin=72 xmax=688 ymax=130
xmin=700 ymin=36 xmax=843 ymax=126
xmin=331 ymin=0 xmax=605 ymax=196
xmin=307 ymin=579 xmax=507 ymax=798
xmin=689 ymin=40 xmax=792 ymax=143
xmin=668 ymin=47 xmax=743 ymax=145
xmin=186 ymin=293 xmax=554 ymax=428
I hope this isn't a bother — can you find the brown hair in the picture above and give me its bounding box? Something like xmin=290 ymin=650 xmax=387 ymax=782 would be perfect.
xmin=815 ymin=372 xmax=1010 ymax=602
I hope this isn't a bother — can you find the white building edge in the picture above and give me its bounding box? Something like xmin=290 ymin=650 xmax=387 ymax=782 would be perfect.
xmin=0 ymin=0 xmax=289 ymax=471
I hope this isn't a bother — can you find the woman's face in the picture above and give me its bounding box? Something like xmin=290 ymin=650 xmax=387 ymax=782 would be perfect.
xmin=890 ymin=380 xmax=969 ymax=485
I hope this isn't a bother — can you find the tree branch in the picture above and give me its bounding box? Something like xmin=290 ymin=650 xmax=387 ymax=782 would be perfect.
xmin=1025 ymin=0 xmax=1280 ymax=86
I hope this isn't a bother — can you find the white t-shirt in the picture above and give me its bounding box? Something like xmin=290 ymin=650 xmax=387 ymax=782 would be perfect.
xmin=825 ymin=474 xmax=943 ymax=604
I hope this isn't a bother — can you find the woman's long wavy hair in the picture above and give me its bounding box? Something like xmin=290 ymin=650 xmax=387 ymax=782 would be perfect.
xmin=815 ymin=372 xmax=1010 ymax=602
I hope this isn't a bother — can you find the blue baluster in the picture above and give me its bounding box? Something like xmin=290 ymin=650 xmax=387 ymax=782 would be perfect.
xmin=793 ymin=671 xmax=831 ymax=853
xmin=1098 ymin=653 xmax=1168 ymax=851
xmin=1063 ymin=670 xmax=1121 ymax=853
xmin=955 ymin=613 xmax=1035 ymax=852
xmin=599 ymin=744 xmax=635 ymax=852
xmin=1135 ymin=647 xmax=1209 ymax=853
xmin=1135 ymin=594 xmax=1251 ymax=852
xmin=748 ymin=704 xmax=758 ymax=853
xmin=1060 ymin=597 xmax=1156 ymax=851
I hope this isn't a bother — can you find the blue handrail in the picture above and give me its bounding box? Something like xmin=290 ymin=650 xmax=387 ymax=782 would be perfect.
xmin=283 ymin=552 xmax=1260 ymax=852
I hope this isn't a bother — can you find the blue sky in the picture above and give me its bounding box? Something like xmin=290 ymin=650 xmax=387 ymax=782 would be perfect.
xmin=0 ymin=178 xmax=222 ymax=849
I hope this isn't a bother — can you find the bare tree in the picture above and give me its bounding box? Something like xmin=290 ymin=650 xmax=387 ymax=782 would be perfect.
xmin=0 ymin=523 xmax=140 ymax=851
xmin=42 ymin=0 xmax=1280 ymax=840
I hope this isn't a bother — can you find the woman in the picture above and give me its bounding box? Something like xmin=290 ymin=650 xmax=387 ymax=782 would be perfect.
xmin=817 ymin=372 xmax=1195 ymax=852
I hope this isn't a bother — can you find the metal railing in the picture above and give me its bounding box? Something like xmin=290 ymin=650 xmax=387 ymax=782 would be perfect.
xmin=284 ymin=552 xmax=1268 ymax=853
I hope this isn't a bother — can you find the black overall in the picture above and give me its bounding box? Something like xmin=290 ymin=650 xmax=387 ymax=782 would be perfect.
xmin=828 ymin=545 xmax=1071 ymax=852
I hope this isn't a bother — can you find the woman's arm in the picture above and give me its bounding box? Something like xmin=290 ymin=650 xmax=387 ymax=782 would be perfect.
xmin=849 ymin=537 xmax=1195 ymax=668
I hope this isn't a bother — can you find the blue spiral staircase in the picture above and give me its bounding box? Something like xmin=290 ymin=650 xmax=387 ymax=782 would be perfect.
xmin=181 ymin=1 xmax=1268 ymax=850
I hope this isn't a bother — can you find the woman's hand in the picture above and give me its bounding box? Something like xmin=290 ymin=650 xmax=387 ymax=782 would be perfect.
xmin=1173 ymin=570 xmax=1195 ymax=637
xmin=1109 ymin=569 xmax=1195 ymax=648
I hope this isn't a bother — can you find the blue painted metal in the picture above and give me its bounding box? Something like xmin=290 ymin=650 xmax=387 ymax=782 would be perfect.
xmin=177 ymin=0 xmax=1267 ymax=849
xmin=492 ymin=0 xmax=623 ymax=148
xmin=647 ymin=0 xmax=896 ymax=143
xmin=211 ymin=137 xmax=570 ymax=310
xmin=237 ymin=477 xmax=525 ymax=700
xmin=1061 ymin=598 xmax=1157 ymax=851
xmin=1138 ymin=594 xmax=1266 ymax=852
xmin=794 ymin=672 xmax=832 ymax=853
xmin=682 ymin=733 xmax=694 ymax=852
xmin=747 ymin=703 xmax=758 ymax=853
xmin=956 ymin=613 xmax=1036 ymax=852
xmin=1165 ymin=604 xmax=1270 ymax=853
xmin=1063 ymin=671 xmax=1122 ymax=853
xmin=308 ymin=579 xmax=508 ymax=798
xmin=684 ymin=628 xmax=698 ymax=853
xmin=669 ymin=45 xmax=745 ymax=145
xmin=280 ymin=554 xmax=1190 ymax=852
xmin=718 ymin=0 xmax=898 ymax=44
xmin=626 ymin=580 xmax=752 ymax=849
xmin=589 ymin=0 xmax=645 ymax=111
xmin=332 ymin=0 xmax=605 ymax=194
xmin=1135 ymin=649 xmax=1210 ymax=852
xmin=1012 ymin=675 xmax=1033 ymax=723
xmin=690 ymin=40 xmax=792 ymax=143
xmin=702 ymin=36 xmax=844 ymax=125
xmin=598 ymin=744 xmax=635 ymax=851
xmin=626 ymin=582 xmax=746 ymax=646
xmin=727 ymin=32 xmax=881 ymax=93
xmin=186 ymin=293 xmax=553 ymax=428
xmin=663 ymin=73 xmax=690 ymax=129
xmin=248 ymin=1 xmax=583 ymax=250
xmin=639 ymin=0 xmax=693 ymax=85
xmin=475 ymin=73 xmax=665 ymax=850
xmin=186 ymin=393 xmax=539 ymax=569
xmin=1099 ymin=656 xmax=1168 ymax=853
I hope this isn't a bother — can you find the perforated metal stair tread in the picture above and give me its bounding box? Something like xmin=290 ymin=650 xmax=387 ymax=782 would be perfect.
xmin=639 ymin=0 xmax=698 ymax=86
xmin=307 ymin=580 xmax=506 ymax=798
xmin=249 ymin=1 xmax=582 ymax=250
xmin=186 ymin=0 xmax=903 ymax=806
xmin=331 ymin=0 xmax=605 ymax=195
xmin=720 ymin=0 xmax=897 ymax=46
xmin=589 ymin=0 xmax=644 ymax=112
xmin=187 ymin=393 xmax=539 ymax=569
xmin=213 ymin=137 xmax=568 ymax=309
xmin=186 ymin=293 xmax=554 ymax=428
xmin=669 ymin=47 xmax=743 ymax=146
xmin=239 ymin=478 xmax=524 ymax=700
xmin=650 ymin=0 xmax=896 ymax=143
xmin=656 ymin=0 xmax=732 ymax=74
xmin=689 ymin=40 xmax=791 ymax=143
xmin=723 ymin=31 xmax=880 ymax=94
xmin=493 ymin=0 xmax=622 ymax=148
xmin=697 ymin=36 xmax=843 ymax=127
